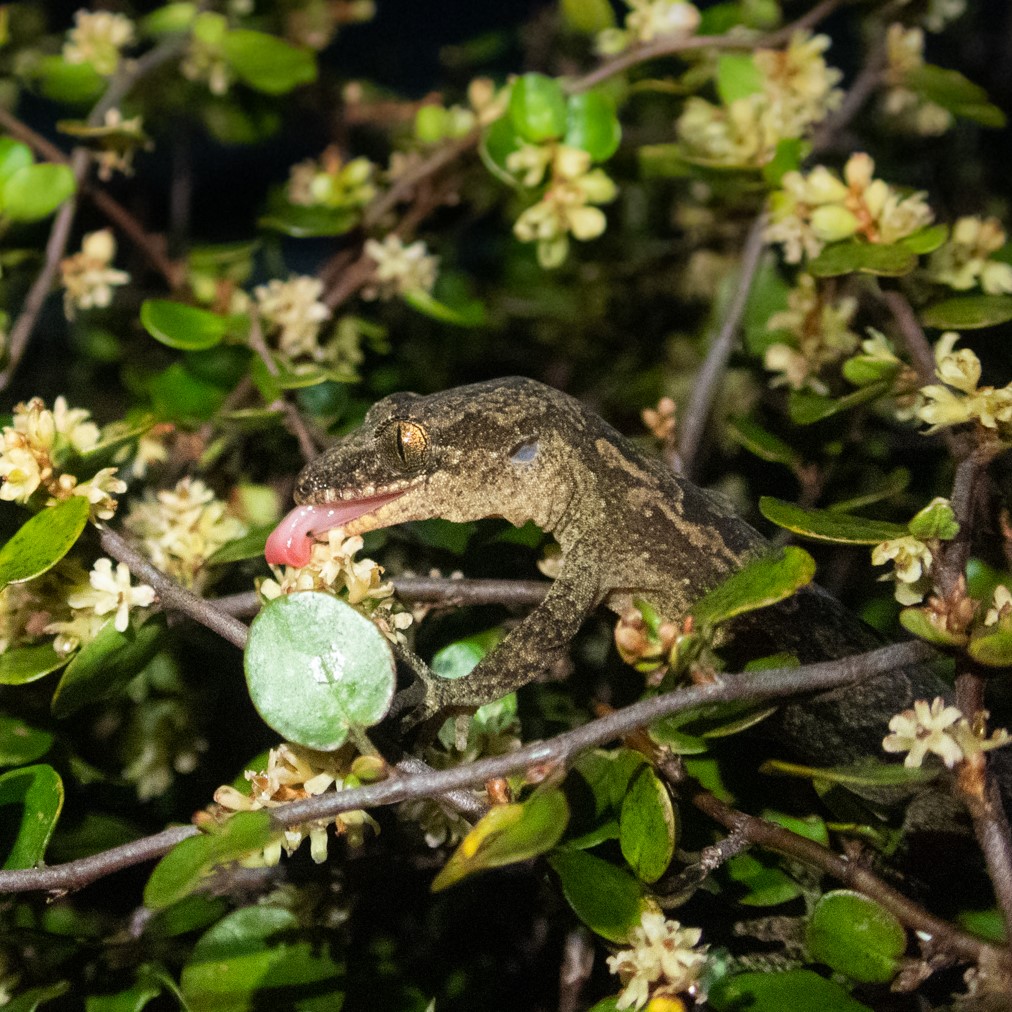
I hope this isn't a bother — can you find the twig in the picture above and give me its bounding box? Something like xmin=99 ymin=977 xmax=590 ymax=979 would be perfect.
xmin=99 ymin=526 xmax=250 ymax=650
xmin=569 ymin=0 xmax=843 ymax=92
xmin=810 ymin=37 xmax=887 ymax=153
xmin=677 ymin=213 xmax=767 ymax=478
xmin=0 ymin=641 xmax=932 ymax=895
xmin=0 ymin=35 xmax=186 ymax=392
xmin=673 ymin=763 xmax=1008 ymax=970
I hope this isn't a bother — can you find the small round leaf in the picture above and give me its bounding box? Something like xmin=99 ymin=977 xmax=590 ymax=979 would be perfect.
xmin=221 ymin=30 xmax=317 ymax=95
xmin=548 ymin=848 xmax=648 ymax=942
xmin=0 ymin=164 xmax=76 ymax=223
xmin=245 ymin=592 xmax=396 ymax=750
xmin=619 ymin=765 xmax=676 ymax=883
xmin=140 ymin=299 xmax=228 ymax=350
xmin=0 ymin=715 xmax=54 ymax=767
xmin=0 ymin=644 xmax=67 ymax=685
xmin=0 ymin=496 xmax=90 ymax=592
xmin=806 ymin=889 xmax=906 ymax=983
xmin=509 ymin=73 xmax=568 ymax=143
xmin=564 ymin=91 xmax=621 ymax=161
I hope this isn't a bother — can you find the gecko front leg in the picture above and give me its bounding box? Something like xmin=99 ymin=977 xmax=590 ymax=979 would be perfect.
xmin=401 ymin=562 xmax=602 ymax=728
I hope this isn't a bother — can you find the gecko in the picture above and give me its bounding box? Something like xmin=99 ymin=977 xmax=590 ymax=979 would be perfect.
xmin=265 ymin=376 xmax=949 ymax=765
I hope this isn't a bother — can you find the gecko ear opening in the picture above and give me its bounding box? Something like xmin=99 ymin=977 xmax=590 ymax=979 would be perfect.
xmin=510 ymin=439 xmax=539 ymax=464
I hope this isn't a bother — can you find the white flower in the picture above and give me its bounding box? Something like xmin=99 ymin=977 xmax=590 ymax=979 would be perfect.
xmin=362 ymin=235 xmax=440 ymax=300
xmin=883 ymin=697 xmax=964 ymax=768
xmin=0 ymin=437 xmax=43 ymax=502
xmin=66 ymin=558 xmax=155 ymax=633
xmin=606 ymin=912 xmax=708 ymax=1009
xmin=985 ymin=585 xmax=1012 ymax=626
xmin=60 ymin=229 xmax=130 ymax=318
xmin=254 ymin=276 xmax=332 ymax=360
xmin=625 ymin=0 xmax=701 ymax=44
xmin=63 ymin=10 xmax=135 ymax=76
xmin=871 ymin=535 xmax=933 ymax=605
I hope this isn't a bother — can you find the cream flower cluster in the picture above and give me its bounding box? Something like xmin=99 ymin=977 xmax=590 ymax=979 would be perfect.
xmin=362 ymin=235 xmax=440 ymax=300
xmin=286 ymin=147 xmax=376 ymax=211
xmin=881 ymin=24 xmax=953 ymax=136
xmin=63 ymin=9 xmax=135 ymax=76
xmin=985 ymin=585 xmax=1012 ymax=627
xmin=46 ymin=558 xmax=155 ymax=655
xmin=917 ymin=332 xmax=1012 ymax=434
xmin=871 ymin=535 xmax=934 ymax=606
xmin=677 ymin=32 xmax=843 ymax=168
xmin=255 ymin=275 xmax=332 ymax=360
xmin=180 ymin=14 xmax=233 ymax=96
xmin=606 ymin=912 xmax=708 ymax=1010
xmin=60 ymin=229 xmax=131 ymax=319
xmin=214 ymin=743 xmax=380 ymax=864
xmin=763 ymin=274 xmax=860 ymax=392
xmin=596 ymin=0 xmax=701 ymax=55
xmin=766 ymin=152 xmax=933 ymax=263
xmin=928 ymin=217 xmax=1012 ymax=295
xmin=124 ymin=478 xmax=247 ymax=590
xmin=509 ymin=144 xmax=617 ymax=268
xmin=883 ymin=697 xmax=1010 ymax=769
xmin=260 ymin=527 xmax=413 ymax=641
xmin=0 ymin=397 xmax=125 ymax=519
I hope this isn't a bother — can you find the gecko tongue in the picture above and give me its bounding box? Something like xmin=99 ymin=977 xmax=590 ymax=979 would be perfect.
xmin=264 ymin=491 xmax=406 ymax=567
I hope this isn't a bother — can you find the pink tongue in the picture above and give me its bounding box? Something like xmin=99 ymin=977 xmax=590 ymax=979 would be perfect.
xmin=264 ymin=492 xmax=405 ymax=567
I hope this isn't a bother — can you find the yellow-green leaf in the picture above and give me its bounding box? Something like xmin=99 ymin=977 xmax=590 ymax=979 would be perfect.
xmin=0 ymin=496 xmax=90 ymax=592
xmin=759 ymin=497 xmax=908 ymax=544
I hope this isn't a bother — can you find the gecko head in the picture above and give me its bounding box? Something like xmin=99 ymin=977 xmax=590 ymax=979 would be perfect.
xmin=266 ymin=378 xmax=584 ymax=567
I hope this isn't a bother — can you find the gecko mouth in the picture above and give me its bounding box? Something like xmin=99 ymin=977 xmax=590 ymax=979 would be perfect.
xmin=264 ymin=490 xmax=408 ymax=568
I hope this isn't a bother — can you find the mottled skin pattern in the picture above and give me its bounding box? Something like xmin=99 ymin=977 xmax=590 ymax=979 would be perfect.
xmin=295 ymin=377 xmax=948 ymax=764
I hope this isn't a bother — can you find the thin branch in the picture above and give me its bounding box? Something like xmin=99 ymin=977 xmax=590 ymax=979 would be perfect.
xmin=0 ymin=35 xmax=186 ymax=392
xmin=99 ymin=526 xmax=250 ymax=650
xmin=569 ymin=0 xmax=843 ymax=93
xmin=810 ymin=37 xmax=887 ymax=152
xmin=677 ymin=213 xmax=767 ymax=478
xmin=676 ymin=765 xmax=1008 ymax=970
xmin=0 ymin=641 xmax=932 ymax=895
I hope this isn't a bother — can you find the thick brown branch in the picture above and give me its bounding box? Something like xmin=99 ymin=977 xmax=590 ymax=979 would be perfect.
xmin=0 ymin=641 xmax=931 ymax=895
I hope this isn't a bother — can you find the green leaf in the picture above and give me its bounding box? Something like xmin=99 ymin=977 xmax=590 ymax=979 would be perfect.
xmin=716 ymin=53 xmax=763 ymax=105
xmin=560 ymin=0 xmax=616 ymax=33
xmin=0 ymin=164 xmax=76 ymax=223
xmin=920 ymin=295 xmax=1012 ymax=330
xmin=957 ymin=907 xmax=1007 ymax=945
xmin=900 ymin=223 xmax=948 ymax=255
xmin=141 ymin=2 xmax=198 ymax=36
xmin=140 ymin=299 xmax=229 ymax=350
xmin=0 ymin=138 xmax=33 ymax=185
xmin=788 ymin=381 xmax=891 ymax=425
xmin=899 ymin=606 xmax=968 ymax=648
xmin=691 ymin=546 xmax=815 ymax=629
xmin=402 ymin=289 xmax=487 ymax=327
xmin=30 ymin=55 xmax=105 ymax=105
xmin=908 ymin=499 xmax=959 ymax=540
xmin=0 ymin=644 xmax=68 ymax=685
xmin=762 ymin=137 xmax=806 ymax=187
xmin=564 ymin=90 xmax=621 ymax=162
xmin=726 ymin=416 xmax=801 ymax=469
xmin=480 ymin=114 xmax=524 ymax=183
xmin=509 ymin=73 xmax=568 ymax=143
xmin=148 ymin=362 xmax=229 ymax=422
xmin=146 ymin=894 xmax=230 ymax=939
xmin=808 ymin=241 xmax=917 ymax=278
xmin=0 ymin=496 xmax=90 ymax=592
xmin=574 ymin=749 xmax=647 ymax=818
xmin=710 ymin=969 xmax=873 ymax=1012
xmin=764 ymin=809 xmax=830 ymax=846
xmin=180 ymin=905 xmax=344 ymax=1010
xmin=221 ymin=30 xmax=317 ymax=95
xmin=726 ymin=851 xmax=802 ymax=906
xmin=3 ymin=983 xmax=71 ymax=1012
xmin=842 ymin=354 xmax=900 ymax=387
xmin=760 ymin=758 xmax=940 ymax=789
xmin=85 ymin=974 xmax=161 ymax=1012
xmin=432 ymin=787 xmax=569 ymax=890
xmin=51 ymin=616 xmax=166 ymax=718
xmin=0 ymin=715 xmax=54 ymax=766
xmin=905 ymin=64 xmax=1006 ymax=127
xmin=432 ymin=627 xmax=505 ymax=680
xmin=549 ymin=848 xmax=648 ymax=942
xmin=205 ymin=524 xmax=274 ymax=565
xmin=968 ymin=624 xmax=1012 ymax=667
xmin=259 ymin=192 xmax=362 ymax=237
xmin=244 ymin=592 xmax=396 ymax=750
xmin=759 ymin=497 xmax=908 ymax=544
xmin=806 ymin=890 xmax=906 ymax=983
xmin=144 ymin=811 xmax=276 ymax=908
xmin=0 ymin=763 xmax=64 ymax=869
xmin=618 ymin=765 xmax=676 ymax=883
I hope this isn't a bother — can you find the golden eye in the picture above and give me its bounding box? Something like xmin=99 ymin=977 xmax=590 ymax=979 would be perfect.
xmin=392 ymin=420 xmax=429 ymax=468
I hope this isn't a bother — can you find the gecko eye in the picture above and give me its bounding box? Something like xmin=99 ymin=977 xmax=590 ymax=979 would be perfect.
xmin=391 ymin=420 xmax=429 ymax=469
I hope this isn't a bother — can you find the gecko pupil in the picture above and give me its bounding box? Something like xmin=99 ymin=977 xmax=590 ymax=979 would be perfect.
xmin=394 ymin=421 xmax=427 ymax=468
